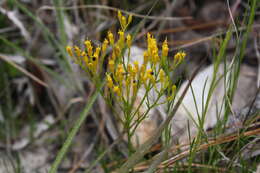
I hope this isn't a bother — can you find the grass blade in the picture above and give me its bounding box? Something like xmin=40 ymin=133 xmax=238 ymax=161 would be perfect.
xmin=48 ymin=82 xmax=104 ymax=173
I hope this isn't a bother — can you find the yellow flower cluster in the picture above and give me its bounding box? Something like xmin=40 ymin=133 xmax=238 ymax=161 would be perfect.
xmin=66 ymin=38 xmax=108 ymax=76
xmin=118 ymin=11 xmax=132 ymax=31
xmin=174 ymin=51 xmax=186 ymax=66
xmin=66 ymin=11 xmax=186 ymax=102
xmin=106 ymin=31 xmax=184 ymax=102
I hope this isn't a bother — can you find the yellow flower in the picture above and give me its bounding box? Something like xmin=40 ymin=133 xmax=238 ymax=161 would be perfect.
xmin=108 ymin=31 xmax=114 ymax=45
xmin=162 ymin=39 xmax=169 ymax=57
xmin=125 ymin=75 xmax=131 ymax=88
xmin=132 ymin=80 xmax=137 ymax=94
xmin=84 ymin=40 xmax=93 ymax=57
xmin=118 ymin=11 xmax=122 ymax=23
xmin=159 ymin=69 xmax=165 ymax=83
xmin=145 ymin=69 xmax=155 ymax=83
xmin=128 ymin=64 xmax=136 ymax=78
xmin=143 ymin=51 xmax=149 ymax=64
xmin=127 ymin=14 xmax=132 ymax=26
xmin=163 ymin=76 xmax=170 ymax=89
xmin=108 ymin=59 xmax=115 ymax=72
xmin=147 ymin=33 xmax=152 ymax=43
xmin=159 ymin=69 xmax=169 ymax=89
xmin=74 ymin=46 xmax=81 ymax=57
xmin=111 ymin=51 xmax=116 ymax=60
xmin=118 ymin=30 xmax=125 ymax=48
xmin=121 ymin=16 xmax=127 ymax=29
xmin=118 ymin=10 xmax=132 ymax=30
xmin=174 ymin=51 xmax=186 ymax=65
xmin=140 ymin=64 xmax=146 ymax=79
xmin=133 ymin=61 xmax=139 ymax=73
xmin=140 ymin=72 xmax=146 ymax=85
xmin=81 ymin=51 xmax=88 ymax=65
xmin=102 ymin=39 xmax=109 ymax=53
xmin=146 ymin=33 xmax=159 ymax=64
xmin=106 ymin=74 xmax=113 ymax=89
xmin=66 ymin=46 xmax=73 ymax=57
xmin=127 ymin=64 xmax=133 ymax=72
xmin=115 ymin=64 xmax=124 ymax=82
xmin=90 ymin=47 xmax=99 ymax=69
xmin=126 ymin=34 xmax=132 ymax=48
xmin=91 ymin=55 xmax=98 ymax=70
xmin=167 ymin=84 xmax=177 ymax=101
xmin=152 ymin=53 xmax=159 ymax=64
xmin=87 ymin=62 xmax=94 ymax=72
xmin=94 ymin=46 xmax=101 ymax=58
xmin=113 ymin=85 xmax=121 ymax=96
xmin=114 ymin=45 xmax=121 ymax=57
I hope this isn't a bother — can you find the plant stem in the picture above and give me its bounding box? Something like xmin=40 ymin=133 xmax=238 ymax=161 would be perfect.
xmin=48 ymin=82 xmax=104 ymax=173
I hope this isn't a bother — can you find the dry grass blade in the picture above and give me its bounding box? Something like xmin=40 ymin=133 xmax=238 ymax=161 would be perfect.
xmin=0 ymin=54 xmax=48 ymax=88
xmin=134 ymin=162 xmax=228 ymax=172
xmin=162 ymin=127 xmax=260 ymax=167
xmin=37 ymin=5 xmax=192 ymax=21
xmin=0 ymin=7 xmax=31 ymax=42
xmin=173 ymin=24 xmax=260 ymax=50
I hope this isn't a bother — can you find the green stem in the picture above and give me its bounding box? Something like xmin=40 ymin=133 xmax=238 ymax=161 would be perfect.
xmin=48 ymin=82 xmax=104 ymax=173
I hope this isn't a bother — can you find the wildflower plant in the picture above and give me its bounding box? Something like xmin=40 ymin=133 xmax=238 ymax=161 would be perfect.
xmin=66 ymin=11 xmax=185 ymax=151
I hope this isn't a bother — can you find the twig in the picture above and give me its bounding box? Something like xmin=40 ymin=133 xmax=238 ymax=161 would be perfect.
xmin=0 ymin=54 xmax=48 ymax=88
xmin=37 ymin=5 xmax=192 ymax=21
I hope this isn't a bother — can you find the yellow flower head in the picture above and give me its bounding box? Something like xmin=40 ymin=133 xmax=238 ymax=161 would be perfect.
xmin=146 ymin=68 xmax=155 ymax=83
xmin=121 ymin=16 xmax=127 ymax=29
xmin=106 ymin=74 xmax=113 ymax=89
xmin=127 ymin=64 xmax=133 ymax=72
xmin=132 ymin=79 xmax=137 ymax=94
xmin=66 ymin=46 xmax=73 ymax=57
xmin=87 ymin=62 xmax=94 ymax=72
xmin=159 ymin=69 xmax=165 ymax=83
xmin=147 ymin=33 xmax=152 ymax=43
xmin=128 ymin=64 xmax=136 ymax=78
xmin=117 ymin=10 xmax=132 ymax=30
xmin=167 ymin=84 xmax=177 ymax=101
xmin=162 ymin=39 xmax=169 ymax=57
xmin=140 ymin=64 xmax=146 ymax=76
xmin=91 ymin=51 xmax=99 ymax=71
xmin=125 ymin=75 xmax=132 ymax=88
xmin=152 ymin=53 xmax=159 ymax=64
xmin=146 ymin=69 xmax=153 ymax=76
xmin=115 ymin=64 xmax=124 ymax=82
xmin=102 ymin=39 xmax=109 ymax=53
xmin=118 ymin=11 xmax=122 ymax=23
xmin=133 ymin=61 xmax=139 ymax=73
xmin=118 ymin=30 xmax=125 ymax=48
xmin=94 ymin=46 xmax=101 ymax=58
xmin=126 ymin=34 xmax=132 ymax=48
xmin=108 ymin=59 xmax=115 ymax=72
xmin=114 ymin=45 xmax=121 ymax=57
xmin=143 ymin=51 xmax=149 ymax=64
xmin=113 ymin=85 xmax=121 ymax=96
xmin=84 ymin=40 xmax=93 ymax=57
xmin=108 ymin=31 xmax=114 ymax=45
xmin=111 ymin=51 xmax=116 ymax=60
xmin=127 ymin=14 xmax=133 ymax=26
xmin=174 ymin=51 xmax=186 ymax=65
xmin=146 ymin=34 xmax=159 ymax=64
xmin=74 ymin=46 xmax=81 ymax=57
xmin=81 ymin=51 xmax=88 ymax=65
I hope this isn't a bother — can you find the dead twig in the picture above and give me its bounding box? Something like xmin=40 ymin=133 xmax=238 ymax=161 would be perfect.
xmin=0 ymin=54 xmax=48 ymax=88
